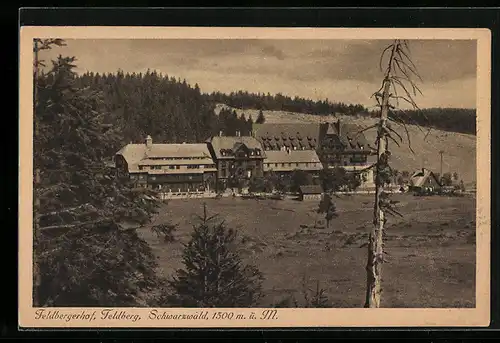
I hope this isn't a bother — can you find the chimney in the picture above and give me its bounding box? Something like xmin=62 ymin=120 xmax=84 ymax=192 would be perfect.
xmin=236 ymin=130 xmax=240 ymax=137
xmin=219 ymin=130 xmax=223 ymax=137
xmin=145 ymin=135 xmax=153 ymax=148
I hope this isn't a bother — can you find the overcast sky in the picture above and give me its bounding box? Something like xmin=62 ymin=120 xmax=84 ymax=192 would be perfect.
xmin=39 ymin=39 xmax=477 ymax=109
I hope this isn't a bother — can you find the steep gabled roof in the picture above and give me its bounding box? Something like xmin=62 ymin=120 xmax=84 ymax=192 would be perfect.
xmin=116 ymin=144 xmax=147 ymax=168
xmin=252 ymin=123 xmax=321 ymax=150
xmin=326 ymin=123 xmax=337 ymax=135
xmin=116 ymin=142 xmax=214 ymax=173
xmin=208 ymin=136 xmax=265 ymax=159
xmin=145 ymin=144 xmax=212 ymax=159
xmin=319 ymin=122 xmax=368 ymax=149
xmin=410 ymin=168 xmax=442 ymax=188
xmin=253 ymin=122 xmax=369 ymax=151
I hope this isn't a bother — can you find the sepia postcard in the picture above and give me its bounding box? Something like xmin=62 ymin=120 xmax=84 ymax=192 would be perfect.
xmin=19 ymin=26 xmax=491 ymax=328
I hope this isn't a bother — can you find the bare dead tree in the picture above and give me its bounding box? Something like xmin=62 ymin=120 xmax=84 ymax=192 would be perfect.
xmin=363 ymin=39 xmax=424 ymax=308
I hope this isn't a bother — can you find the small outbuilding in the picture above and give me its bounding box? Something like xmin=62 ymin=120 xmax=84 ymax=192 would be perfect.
xmin=409 ymin=168 xmax=442 ymax=194
xmin=298 ymin=185 xmax=324 ymax=201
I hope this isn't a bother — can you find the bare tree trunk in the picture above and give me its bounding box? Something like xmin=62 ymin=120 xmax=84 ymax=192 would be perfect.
xmin=364 ymin=42 xmax=397 ymax=308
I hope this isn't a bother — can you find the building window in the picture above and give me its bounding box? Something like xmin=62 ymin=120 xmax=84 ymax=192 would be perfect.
xmin=295 ymin=163 xmax=299 ymax=167
xmin=169 ymin=166 xmax=175 ymax=169
xmin=150 ymin=176 xmax=156 ymax=181
xmin=275 ymin=163 xmax=278 ymax=168
xmin=176 ymin=166 xmax=180 ymax=169
xmin=282 ymin=163 xmax=285 ymax=167
xmin=139 ymin=166 xmax=144 ymax=170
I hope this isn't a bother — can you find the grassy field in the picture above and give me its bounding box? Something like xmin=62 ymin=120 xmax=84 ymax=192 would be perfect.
xmin=139 ymin=194 xmax=476 ymax=308
xmin=215 ymin=104 xmax=477 ymax=186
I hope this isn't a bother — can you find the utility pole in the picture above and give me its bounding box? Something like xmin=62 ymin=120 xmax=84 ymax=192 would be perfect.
xmin=439 ymin=150 xmax=444 ymax=179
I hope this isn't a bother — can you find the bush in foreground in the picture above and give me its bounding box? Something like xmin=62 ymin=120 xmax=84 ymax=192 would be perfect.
xmin=165 ymin=204 xmax=264 ymax=307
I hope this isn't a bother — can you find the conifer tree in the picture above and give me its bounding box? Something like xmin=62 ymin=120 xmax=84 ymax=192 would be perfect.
xmin=33 ymin=41 xmax=160 ymax=307
xmin=317 ymin=193 xmax=338 ymax=229
xmin=256 ymin=109 xmax=266 ymax=124
xmin=167 ymin=204 xmax=264 ymax=307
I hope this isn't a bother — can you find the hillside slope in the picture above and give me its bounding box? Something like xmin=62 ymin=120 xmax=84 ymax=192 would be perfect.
xmin=214 ymin=104 xmax=476 ymax=185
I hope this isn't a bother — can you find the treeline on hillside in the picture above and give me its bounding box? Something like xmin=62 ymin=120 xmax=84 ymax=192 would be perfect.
xmin=207 ymin=90 xmax=367 ymax=116
xmin=384 ymin=108 xmax=476 ymax=135
xmin=72 ymin=71 xmax=266 ymax=148
xmin=74 ymin=71 xmax=220 ymax=148
xmin=208 ymin=90 xmax=476 ymax=135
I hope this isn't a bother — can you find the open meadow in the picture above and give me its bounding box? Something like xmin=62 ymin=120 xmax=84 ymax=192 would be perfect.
xmin=138 ymin=194 xmax=476 ymax=308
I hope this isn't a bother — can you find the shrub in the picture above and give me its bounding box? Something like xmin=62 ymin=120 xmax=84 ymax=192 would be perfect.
xmin=166 ymin=204 xmax=264 ymax=307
